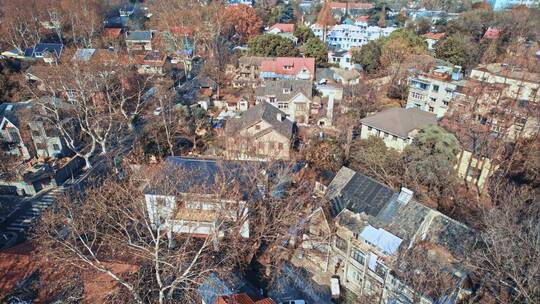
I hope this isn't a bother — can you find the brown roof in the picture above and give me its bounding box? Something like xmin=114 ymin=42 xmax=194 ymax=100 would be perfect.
xmin=423 ymin=32 xmax=445 ymax=40
xmin=360 ymin=108 xmax=437 ymax=138
xmin=225 ymin=101 xmax=294 ymax=138
xmin=103 ymin=28 xmax=122 ymax=39
xmin=269 ymin=23 xmax=295 ymax=33
xmin=0 ymin=243 xmax=139 ymax=303
xmin=216 ymin=293 xmax=276 ymax=304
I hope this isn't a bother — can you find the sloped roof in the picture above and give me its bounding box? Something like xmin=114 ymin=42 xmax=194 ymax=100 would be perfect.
xmin=482 ymin=27 xmax=500 ymax=39
xmin=260 ymin=57 xmax=315 ymax=78
xmin=126 ymin=30 xmax=152 ymax=41
xmin=72 ymin=48 xmax=96 ymax=61
xmin=255 ymin=79 xmax=313 ymax=101
xmin=217 ymin=293 xmax=276 ymax=304
xmin=24 ymin=43 xmax=63 ymax=58
xmin=0 ymin=102 xmax=32 ymax=129
xmin=269 ymin=23 xmax=295 ymax=33
xmin=326 ymin=167 xmax=395 ymax=217
xmin=238 ymin=56 xmax=272 ymax=67
xmin=225 ymin=101 xmax=294 ymax=138
xmin=103 ymin=27 xmax=122 ymax=39
xmin=0 ymin=243 xmax=138 ymax=303
xmin=360 ymin=108 xmax=437 ymax=138
xmin=329 ymin=166 xmax=473 ymax=259
xmin=423 ymin=32 xmax=446 ymax=40
xmin=145 ymin=157 xmax=263 ymax=196
xmin=328 ymin=1 xmax=374 ymax=9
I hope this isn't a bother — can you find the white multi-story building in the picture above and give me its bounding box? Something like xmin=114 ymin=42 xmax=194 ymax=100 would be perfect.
xmin=328 ymin=50 xmax=356 ymax=70
xmin=311 ymin=24 xmax=396 ymax=50
xmin=405 ymin=66 xmax=464 ymax=118
xmin=488 ymin=0 xmax=540 ymax=10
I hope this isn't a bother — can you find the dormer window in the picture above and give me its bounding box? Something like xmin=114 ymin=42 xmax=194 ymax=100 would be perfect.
xmin=283 ymin=88 xmax=291 ymax=94
xmin=283 ymin=65 xmax=293 ymax=70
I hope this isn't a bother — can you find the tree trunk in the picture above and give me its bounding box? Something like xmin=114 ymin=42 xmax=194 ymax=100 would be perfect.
xmin=83 ymin=155 xmax=92 ymax=170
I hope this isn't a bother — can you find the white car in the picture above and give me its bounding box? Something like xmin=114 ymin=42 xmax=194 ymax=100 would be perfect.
xmin=153 ymin=107 xmax=162 ymax=116
xmin=280 ymin=301 xmax=306 ymax=304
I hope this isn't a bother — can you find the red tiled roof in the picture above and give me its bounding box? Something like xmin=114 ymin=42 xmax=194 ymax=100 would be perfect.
xmin=216 ymin=293 xmax=276 ymax=304
xmin=423 ymin=32 xmax=446 ymax=40
xmin=269 ymin=23 xmax=295 ymax=33
xmin=328 ymin=1 xmax=374 ymax=9
xmin=170 ymin=26 xmax=194 ymax=36
xmin=0 ymin=243 xmax=139 ymax=303
xmin=483 ymin=27 xmax=500 ymax=39
xmin=103 ymin=28 xmax=122 ymax=39
xmin=355 ymin=15 xmax=369 ymax=22
xmin=260 ymin=57 xmax=315 ymax=79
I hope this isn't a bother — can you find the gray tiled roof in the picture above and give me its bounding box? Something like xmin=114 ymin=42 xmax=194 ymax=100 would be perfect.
xmin=126 ymin=31 xmax=152 ymax=41
xmin=360 ymin=108 xmax=437 ymax=138
xmin=238 ymin=56 xmax=272 ymax=66
xmin=327 ymin=167 xmax=395 ymax=217
xmin=255 ymin=79 xmax=313 ymax=102
xmin=225 ymin=101 xmax=294 ymax=138
xmin=328 ymin=166 xmax=472 ymax=257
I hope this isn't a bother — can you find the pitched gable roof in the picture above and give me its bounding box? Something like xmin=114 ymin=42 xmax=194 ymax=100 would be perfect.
xmin=329 ymin=167 xmax=473 ymax=258
xmin=327 ymin=167 xmax=395 ymax=217
xmin=260 ymin=57 xmax=315 ymax=78
xmin=225 ymin=101 xmax=294 ymax=138
xmin=269 ymin=23 xmax=295 ymax=33
xmin=255 ymin=79 xmax=313 ymax=102
xmin=360 ymin=108 xmax=437 ymax=138
xmin=423 ymin=32 xmax=446 ymax=40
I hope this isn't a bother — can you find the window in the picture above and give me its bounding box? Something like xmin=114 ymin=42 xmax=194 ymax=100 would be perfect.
xmin=269 ymin=97 xmax=276 ymax=103
xmin=283 ymin=65 xmax=293 ymax=70
xmin=392 ymin=135 xmax=397 ymax=141
xmin=443 ymin=100 xmax=449 ymax=106
xmin=283 ymin=88 xmax=291 ymax=94
xmin=430 ymin=97 xmax=437 ymax=102
xmin=429 ymin=106 xmax=434 ymax=112
xmin=432 ymin=85 xmax=439 ymax=92
xmin=255 ymin=124 xmax=260 ymax=130
xmin=517 ymin=99 xmax=529 ymax=107
xmin=52 ymin=144 xmax=60 ymax=151
xmin=278 ymin=103 xmax=288 ymax=109
xmin=351 ymin=248 xmax=365 ymax=265
xmin=411 ymin=92 xmax=424 ymax=100
xmin=375 ymin=261 xmax=387 ymax=278
xmin=335 ymin=236 xmax=347 ymax=252
xmin=515 ymin=117 xmax=527 ymax=131
xmin=32 ymin=130 xmax=41 ymax=137
xmin=383 ymin=132 xmax=388 ymax=138
xmin=347 ymin=268 xmax=362 ymax=284
xmin=367 ymin=126 xmax=372 ymax=131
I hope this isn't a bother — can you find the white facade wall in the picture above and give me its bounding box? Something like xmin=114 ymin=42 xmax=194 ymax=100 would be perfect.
xmin=405 ymin=76 xmax=458 ymax=118
xmin=311 ymin=24 xmax=396 ymax=51
xmin=359 ymin=124 xmax=411 ymax=152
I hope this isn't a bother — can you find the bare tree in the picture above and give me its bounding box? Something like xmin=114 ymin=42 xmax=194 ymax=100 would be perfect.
xmin=469 ymin=185 xmax=540 ymax=304
xmin=36 ymin=160 xmax=317 ymax=303
xmin=0 ymin=1 xmax=42 ymax=52
xmin=29 ymin=60 xmax=124 ymax=168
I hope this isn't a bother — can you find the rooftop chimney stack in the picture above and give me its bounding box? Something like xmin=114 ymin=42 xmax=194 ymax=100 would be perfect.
xmin=276 ymin=113 xmax=282 ymax=121
xmin=397 ymin=187 xmax=413 ymax=205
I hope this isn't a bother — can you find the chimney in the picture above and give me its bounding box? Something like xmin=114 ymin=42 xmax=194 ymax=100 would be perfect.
xmin=276 ymin=113 xmax=282 ymax=121
xmin=326 ymin=96 xmax=334 ymax=120
xmin=397 ymin=187 xmax=413 ymax=205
